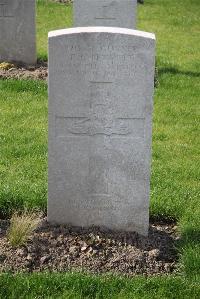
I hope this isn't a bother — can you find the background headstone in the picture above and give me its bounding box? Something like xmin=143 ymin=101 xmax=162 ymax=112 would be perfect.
xmin=73 ymin=0 xmax=137 ymax=29
xmin=0 ymin=0 xmax=36 ymax=64
xmin=48 ymin=27 xmax=155 ymax=236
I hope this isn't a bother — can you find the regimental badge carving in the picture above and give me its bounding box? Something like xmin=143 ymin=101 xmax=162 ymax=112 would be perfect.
xmin=56 ymin=82 xmax=145 ymax=138
xmin=56 ymin=116 xmax=144 ymax=138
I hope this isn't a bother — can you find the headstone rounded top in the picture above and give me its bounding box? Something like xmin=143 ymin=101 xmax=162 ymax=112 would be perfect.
xmin=48 ymin=27 xmax=155 ymax=41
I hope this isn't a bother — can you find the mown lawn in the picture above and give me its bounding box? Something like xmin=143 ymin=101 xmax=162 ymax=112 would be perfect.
xmin=0 ymin=0 xmax=199 ymax=298
xmin=37 ymin=0 xmax=73 ymax=60
xmin=0 ymin=273 xmax=199 ymax=299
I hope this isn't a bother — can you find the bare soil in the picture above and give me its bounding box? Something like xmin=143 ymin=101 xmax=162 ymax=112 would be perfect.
xmin=0 ymin=219 xmax=179 ymax=276
xmin=0 ymin=62 xmax=48 ymax=81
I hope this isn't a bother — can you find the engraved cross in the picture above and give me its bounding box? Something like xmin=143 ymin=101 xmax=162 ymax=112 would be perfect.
xmin=95 ymin=5 xmax=116 ymax=20
xmin=56 ymin=82 xmax=145 ymax=139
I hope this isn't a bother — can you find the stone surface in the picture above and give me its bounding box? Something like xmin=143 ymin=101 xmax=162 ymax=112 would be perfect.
xmin=0 ymin=0 xmax=36 ymax=64
xmin=73 ymin=0 xmax=137 ymax=29
xmin=48 ymin=27 xmax=155 ymax=236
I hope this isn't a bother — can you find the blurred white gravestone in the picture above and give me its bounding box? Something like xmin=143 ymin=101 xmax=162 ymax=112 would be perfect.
xmin=74 ymin=0 xmax=137 ymax=29
xmin=0 ymin=0 xmax=36 ymax=64
xmin=48 ymin=27 xmax=155 ymax=236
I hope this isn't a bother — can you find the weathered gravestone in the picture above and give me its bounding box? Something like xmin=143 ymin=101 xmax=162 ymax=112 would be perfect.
xmin=48 ymin=27 xmax=155 ymax=236
xmin=0 ymin=0 xmax=36 ymax=64
xmin=73 ymin=0 xmax=137 ymax=29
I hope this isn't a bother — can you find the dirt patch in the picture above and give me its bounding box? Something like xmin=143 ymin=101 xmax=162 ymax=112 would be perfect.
xmin=0 ymin=218 xmax=179 ymax=276
xmin=0 ymin=62 xmax=48 ymax=81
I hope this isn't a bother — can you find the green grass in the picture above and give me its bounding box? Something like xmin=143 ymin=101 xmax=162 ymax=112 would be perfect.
xmin=0 ymin=80 xmax=47 ymax=217
xmin=36 ymin=0 xmax=200 ymax=72
xmin=151 ymin=72 xmax=200 ymax=221
xmin=37 ymin=0 xmax=72 ymax=60
xmin=0 ymin=273 xmax=199 ymax=299
xmin=0 ymin=0 xmax=200 ymax=297
xmin=138 ymin=0 xmax=200 ymax=72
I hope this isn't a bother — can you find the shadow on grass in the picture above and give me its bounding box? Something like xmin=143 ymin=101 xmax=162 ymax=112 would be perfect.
xmin=0 ymin=194 xmax=24 ymax=219
xmin=158 ymin=67 xmax=200 ymax=78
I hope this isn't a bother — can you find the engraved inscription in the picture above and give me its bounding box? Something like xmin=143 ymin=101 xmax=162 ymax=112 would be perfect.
xmin=65 ymin=44 xmax=138 ymax=53
xmin=58 ymin=51 xmax=139 ymax=79
xmin=0 ymin=2 xmax=14 ymax=18
xmin=66 ymin=196 xmax=119 ymax=211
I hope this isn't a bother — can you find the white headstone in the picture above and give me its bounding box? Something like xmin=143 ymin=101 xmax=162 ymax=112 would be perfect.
xmin=48 ymin=27 xmax=155 ymax=236
xmin=74 ymin=0 xmax=137 ymax=29
xmin=0 ymin=0 xmax=36 ymax=64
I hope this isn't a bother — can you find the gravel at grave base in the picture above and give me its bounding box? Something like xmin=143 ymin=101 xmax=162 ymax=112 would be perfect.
xmin=0 ymin=218 xmax=180 ymax=276
xmin=0 ymin=64 xmax=48 ymax=81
